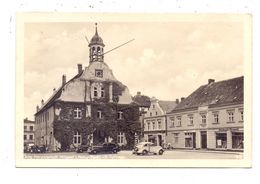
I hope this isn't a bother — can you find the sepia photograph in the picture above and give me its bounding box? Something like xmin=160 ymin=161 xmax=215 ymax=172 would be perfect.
xmin=16 ymin=13 xmax=252 ymax=167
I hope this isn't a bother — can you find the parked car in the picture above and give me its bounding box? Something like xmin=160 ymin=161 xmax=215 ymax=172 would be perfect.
xmin=76 ymin=145 xmax=89 ymax=153
xmin=88 ymin=142 xmax=120 ymax=154
xmin=30 ymin=145 xmax=47 ymax=153
xmin=132 ymin=142 xmax=164 ymax=155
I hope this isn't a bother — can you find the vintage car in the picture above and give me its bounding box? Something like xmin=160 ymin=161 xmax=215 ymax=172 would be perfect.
xmin=76 ymin=145 xmax=89 ymax=153
xmin=88 ymin=142 xmax=120 ymax=154
xmin=132 ymin=142 xmax=164 ymax=155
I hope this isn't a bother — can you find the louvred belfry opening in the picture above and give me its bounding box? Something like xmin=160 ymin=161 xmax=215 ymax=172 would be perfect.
xmin=89 ymin=23 xmax=105 ymax=63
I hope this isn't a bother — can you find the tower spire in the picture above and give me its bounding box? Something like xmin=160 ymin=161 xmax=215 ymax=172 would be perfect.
xmin=95 ymin=22 xmax=98 ymax=35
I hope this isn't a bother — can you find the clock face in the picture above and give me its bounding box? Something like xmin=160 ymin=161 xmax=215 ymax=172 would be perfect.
xmin=95 ymin=69 xmax=103 ymax=78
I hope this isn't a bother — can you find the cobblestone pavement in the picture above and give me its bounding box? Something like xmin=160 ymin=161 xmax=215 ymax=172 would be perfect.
xmin=24 ymin=150 xmax=243 ymax=159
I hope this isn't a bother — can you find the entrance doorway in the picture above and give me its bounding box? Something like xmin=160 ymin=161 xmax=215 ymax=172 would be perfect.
xmin=201 ymin=131 xmax=207 ymax=149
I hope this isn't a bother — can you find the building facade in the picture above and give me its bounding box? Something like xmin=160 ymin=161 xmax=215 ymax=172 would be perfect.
xmin=143 ymin=97 xmax=177 ymax=146
xmin=24 ymin=118 xmax=35 ymax=148
xmin=34 ymin=24 xmax=140 ymax=151
xmin=166 ymin=77 xmax=244 ymax=151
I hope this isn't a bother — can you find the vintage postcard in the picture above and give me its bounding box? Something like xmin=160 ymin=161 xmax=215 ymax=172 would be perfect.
xmin=16 ymin=13 xmax=252 ymax=167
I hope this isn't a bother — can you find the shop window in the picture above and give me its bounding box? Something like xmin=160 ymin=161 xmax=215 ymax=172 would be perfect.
xmin=232 ymin=132 xmax=243 ymax=149
xmin=73 ymin=108 xmax=82 ymax=119
xmin=185 ymin=133 xmax=193 ymax=148
xmin=73 ymin=131 xmax=81 ymax=145
xmin=216 ymin=133 xmax=227 ymax=148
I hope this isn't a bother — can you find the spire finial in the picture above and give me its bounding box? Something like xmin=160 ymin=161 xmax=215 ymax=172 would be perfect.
xmin=95 ymin=22 xmax=98 ymax=35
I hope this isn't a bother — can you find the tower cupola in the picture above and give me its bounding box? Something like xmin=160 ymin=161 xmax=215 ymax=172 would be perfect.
xmin=89 ymin=23 xmax=105 ymax=63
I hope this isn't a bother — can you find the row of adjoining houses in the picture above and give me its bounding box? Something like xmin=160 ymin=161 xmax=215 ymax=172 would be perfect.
xmin=143 ymin=76 xmax=244 ymax=151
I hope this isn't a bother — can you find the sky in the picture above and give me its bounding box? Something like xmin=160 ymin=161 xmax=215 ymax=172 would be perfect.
xmin=24 ymin=21 xmax=244 ymax=120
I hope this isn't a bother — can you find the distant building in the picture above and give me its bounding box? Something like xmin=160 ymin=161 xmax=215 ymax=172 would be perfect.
xmin=24 ymin=118 xmax=35 ymax=147
xmin=34 ymin=24 xmax=140 ymax=151
xmin=143 ymin=97 xmax=177 ymax=146
xmin=166 ymin=77 xmax=244 ymax=151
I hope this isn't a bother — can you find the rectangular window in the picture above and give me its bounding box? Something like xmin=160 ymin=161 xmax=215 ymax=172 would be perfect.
xmin=213 ymin=113 xmax=219 ymax=124
xmin=227 ymin=111 xmax=234 ymax=122
xmin=201 ymin=114 xmax=207 ymax=124
xmin=239 ymin=110 xmax=243 ymax=122
xmin=101 ymin=87 xmax=105 ymax=97
xmin=158 ymin=120 xmax=161 ymax=129
xmin=155 ymin=111 xmax=158 ymax=116
xmin=152 ymin=122 xmax=156 ymax=130
xmin=94 ymin=87 xmax=98 ymax=97
xmin=73 ymin=108 xmax=82 ymax=119
xmin=173 ymin=133 xmax=179 ymax=143
xmin=177 ymin=116 xmax=182 ymax=127
xmin=73 ymin=132 xmax=81 ymax=145
xmin=147 ymin=122 xmax=150 ymax=130
xmin=97 ymin=110 xmax=102 ymax=119
xmin=86 ymin=105 xmax=91 ymax=117
xmin=117 ymin=132 xmax=124 ymax=144
xmin=216 ymin=133 xmax=227 ymax=148
xmin=188 ymin=115 xmax=194 ymax=126
xmin=117 ymin=111 xmax=123 ymax=120
xmin=24 ymin=135 xmax=27 ymax=140
xmin=232 ymin=132 xmax=244 ymax=149
xmin=170 ymin=117 xmax=175 ymax=127
xmin=29 ymin=135 xmax=33 ymax=140
xmin=30 ymin=126 xmax=33 ymax=131
xmin=24 ymin=126 xmax=27 ymax=131
xmin=150 ymin=112 xmax=152 ymax=117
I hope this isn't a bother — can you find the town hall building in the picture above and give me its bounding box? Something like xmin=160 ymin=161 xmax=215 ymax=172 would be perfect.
xmin=34 ymin=24 xmax=140 ymax=151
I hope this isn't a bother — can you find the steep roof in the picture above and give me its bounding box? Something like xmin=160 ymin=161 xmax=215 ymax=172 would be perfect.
xmin=171 ymin=76 xmax=244 ymax=112
xmin=132 ymin=94 xmax=151 ymax=108
xmin=158 ymin=100 xmax=177 ymax=113
xmin=34 ymin=71 xmax=83 ymax=116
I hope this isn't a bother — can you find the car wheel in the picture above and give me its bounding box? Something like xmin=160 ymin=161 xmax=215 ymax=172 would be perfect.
xmin=112 ymin=149 xmax=117 ymax=154
xmin=159 ymin=149 xmax=163 ymax=155
xmin=142 ymin=150 xmax=148 ymax=155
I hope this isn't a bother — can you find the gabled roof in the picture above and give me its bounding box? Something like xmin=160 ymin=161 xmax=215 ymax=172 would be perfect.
xmin=34 ymin=71 xmax=83 ymax=116
xmin=158 ymin=100 xmax=177 ymax=113
xmin=171 ymin=76 xmax=244 ymax=112
xmin=132 ymin=94 xmax=151 ymax=108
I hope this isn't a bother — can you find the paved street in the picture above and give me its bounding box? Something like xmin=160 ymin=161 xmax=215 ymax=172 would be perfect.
xmin=24 ymin=150 xmax=243 ymax=159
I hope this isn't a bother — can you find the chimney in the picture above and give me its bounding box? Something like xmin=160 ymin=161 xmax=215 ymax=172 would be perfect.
xmin=208 ymin=79 xmax=215 ymax=85
xmin=176 ymin=99 xmax=179 ymax=104
xmin=62 ymin=75 xmax=66 ymax=86
xmin=137 ymin=91 xmax=141 ymax=95
xmin=77 ymin=64 xmax=82 ymax=74
xmin=41 ymin=99 xmax=44 ymax=106
xmin=181 ymin=97 xmax=185 ymax=102
xmin=36 ymin=105 xmax=39 ymax=112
